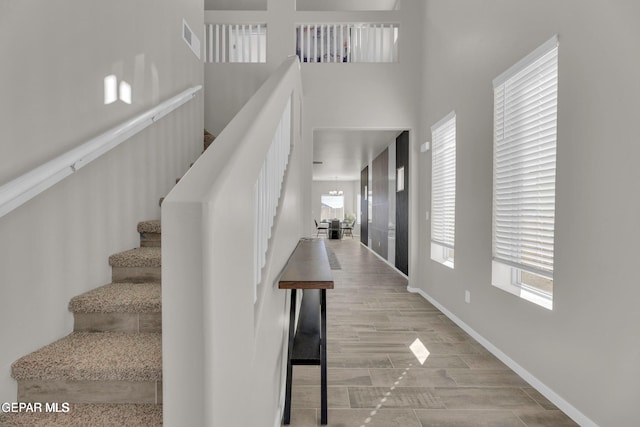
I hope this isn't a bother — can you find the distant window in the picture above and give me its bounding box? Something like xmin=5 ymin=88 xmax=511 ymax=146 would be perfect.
xmin=321 ymin=194 xmax=344 ymax=221
xmin=430 ymin=112 xmax=456 ymax=268
xmin=491 ymin=35 xmax=559 ymax=310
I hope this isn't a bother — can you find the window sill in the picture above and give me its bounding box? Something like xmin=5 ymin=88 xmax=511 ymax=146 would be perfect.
xmin=491 ymin=261 xmax=552 ymax=310
xmin=431 ymin=242 xmax=454 ymax=269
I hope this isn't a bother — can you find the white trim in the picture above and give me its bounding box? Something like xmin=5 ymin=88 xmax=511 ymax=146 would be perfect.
xmin=273 ymin=408 xmax=282 ymax=427
xmin=430 ymin=241 xmax=454 ymax=269
xmin=492 ymin=261 xmax=553 ymax=311
xmin=430 ymin=110 xmax=456 ymax=133
xmin=0 ymin=85 xmax=202 ymax=219
xmin=493 ymin=34 xmax=558 ymax=88
xmin=406 ymin=285 xmax=598 ymax=427
xmin=273 ymin=382 xmax=285 ymax=427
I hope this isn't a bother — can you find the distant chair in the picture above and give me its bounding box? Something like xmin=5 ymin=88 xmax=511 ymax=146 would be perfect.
xmin=315 ymin=219 xmax=329 ymax=237
xmin=342 ymin=219 xmax=354 ymax=239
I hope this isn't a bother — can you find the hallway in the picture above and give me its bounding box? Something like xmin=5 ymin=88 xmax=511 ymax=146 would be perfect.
xmin=285 ymin=239 xmax=578 ymax=427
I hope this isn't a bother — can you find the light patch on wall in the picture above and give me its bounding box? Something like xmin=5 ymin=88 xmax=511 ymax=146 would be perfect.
xmin=119 ymin=81 xmax=132 ymax=104
xmin=134 ymin=53 xmax=146 ymax=101
xmin=151 ymin=64 xmax=160 ymax=104
xmin=104 ymin=75 xmax=133 ymax=105
xmin=104 ymin=75 xmax=118 ymax=105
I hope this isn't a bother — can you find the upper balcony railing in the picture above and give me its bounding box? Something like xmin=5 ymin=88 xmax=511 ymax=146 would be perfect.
xmin=203 ymin=21 xmax=399 ymax=64
xmin=296 ymin=23 xmax=399 ymax=63
xmin=204 ymin=23 xmax=267 ymax=63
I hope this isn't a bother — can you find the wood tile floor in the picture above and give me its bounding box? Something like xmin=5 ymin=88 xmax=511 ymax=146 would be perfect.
xmin=284 ymin=238 xmax=578 ymax=427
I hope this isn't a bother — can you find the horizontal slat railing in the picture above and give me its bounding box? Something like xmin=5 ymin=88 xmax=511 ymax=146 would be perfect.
xmin=0 ymin=85 xmax=202 ymax=219
xmin=296 ymin=23 xmax=399 ymax=63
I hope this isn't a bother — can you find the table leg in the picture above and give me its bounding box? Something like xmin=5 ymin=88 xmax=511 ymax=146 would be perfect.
xmin=320 ymin=289 xmax=328 ymax=425
xmin=283 ymin=289 xmax=297 ymax=425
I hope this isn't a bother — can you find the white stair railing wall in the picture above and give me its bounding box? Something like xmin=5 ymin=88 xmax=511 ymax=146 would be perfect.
xmin=296 ymin=23 xmax=399 ymax=63
xmin=162 ymin=57 xmax=304 ymax=427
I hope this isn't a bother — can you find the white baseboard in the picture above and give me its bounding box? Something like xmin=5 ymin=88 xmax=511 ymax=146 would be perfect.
xmin=360 ymin=242 xmax=408 ymax=279
xmin=406 ymin=285 xmax=598 ymax=427
xmin=273 ymin=365 xmax=286 ymax=427
xmin=273 ymin=406 xmax=283 ymax=427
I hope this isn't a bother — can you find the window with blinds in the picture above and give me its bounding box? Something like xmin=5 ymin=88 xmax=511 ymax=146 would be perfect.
xmin=430 ymin=112 xmax=456 ymax=267
xmin=491 ymin=35 xmax=558 ymax=309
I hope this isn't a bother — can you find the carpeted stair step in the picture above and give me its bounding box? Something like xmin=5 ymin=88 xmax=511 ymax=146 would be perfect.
xmin=0 ymin=403 xmax=162 ymax=426
xmin=69 ymin=283 xmax=161 ymax=333
xmin=11 ymin=332 xmax=162 ymax=404
xmin=137 ymin=220 xmax=161 ymax=247
xmin=109 ymin=247 xmax=161 ymax=283
xmin=204 ymin=129 xmax=215 ymax=151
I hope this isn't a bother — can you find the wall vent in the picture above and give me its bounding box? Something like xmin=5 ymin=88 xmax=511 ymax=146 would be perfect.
xmin=183 ymin=19 xmax=201 ymax=60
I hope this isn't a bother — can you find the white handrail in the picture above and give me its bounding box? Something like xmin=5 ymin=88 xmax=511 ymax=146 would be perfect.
xmin=0 ymin=85 xmax=202 ymax=219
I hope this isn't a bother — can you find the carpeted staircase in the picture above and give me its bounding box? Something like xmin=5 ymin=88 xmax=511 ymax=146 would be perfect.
xmin=0 ymin=131 xmax=214 ymax=426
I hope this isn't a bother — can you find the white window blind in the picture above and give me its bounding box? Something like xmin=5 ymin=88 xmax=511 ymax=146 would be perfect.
xmin=431 ymin=112 xmax=456 ymax=250
xmin=492 ymin=35 xmax=558 ymax=279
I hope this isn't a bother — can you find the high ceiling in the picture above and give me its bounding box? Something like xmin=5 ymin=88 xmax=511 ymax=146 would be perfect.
xmin=312 ymin=129 xmax=403 ymax=181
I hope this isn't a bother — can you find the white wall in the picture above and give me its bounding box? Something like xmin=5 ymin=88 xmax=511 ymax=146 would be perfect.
xmin=0 ymin=0 xmax=204 ymax=402
xmin=418 ymin=1 xmax=640 ymax=425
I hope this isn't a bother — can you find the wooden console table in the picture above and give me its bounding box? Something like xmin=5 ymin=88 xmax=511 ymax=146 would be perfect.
xmin=279 ymin=239 xmax=334 ymax=425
